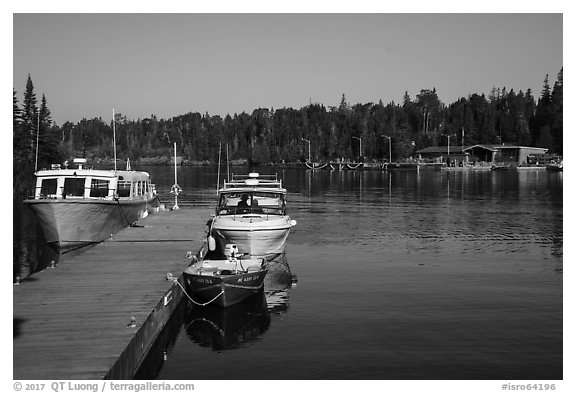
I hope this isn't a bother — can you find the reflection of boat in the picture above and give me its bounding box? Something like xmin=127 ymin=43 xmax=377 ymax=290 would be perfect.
xmin=23 ymin=158 xmax=159 ymax=252
xmin=184 ymin=290 xmax=271 ymax=351
xmin=183 ymin=244 xmax=269 ymax=307
xmin=264 ymin=252 xmax=296 ymax=315
xmin=207 ymin=173 xmax=297 ymax=259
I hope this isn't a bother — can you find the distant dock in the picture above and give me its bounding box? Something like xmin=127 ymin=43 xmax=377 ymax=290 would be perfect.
xmin=303 ymin=161 xmax=445 ymax=170
xmin=13 ymin=207 xmax=210 ymax=379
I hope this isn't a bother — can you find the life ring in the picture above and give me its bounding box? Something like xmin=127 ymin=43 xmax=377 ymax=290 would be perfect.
xmin=170 ymin=183 xmax=182 ymax=195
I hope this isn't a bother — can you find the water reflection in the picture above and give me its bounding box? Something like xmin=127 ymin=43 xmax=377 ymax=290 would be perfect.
xmin=185 ymin=253 xmax=295 ymax=351
xmin=185 ymin=290 xmax=271 ymax=351
xmin=135 ymin=252 xmax=295 ymax=378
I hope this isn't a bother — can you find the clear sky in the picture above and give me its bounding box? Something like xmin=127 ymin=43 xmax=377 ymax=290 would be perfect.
xmin=12 ymin=12 xmax=563 ymax=125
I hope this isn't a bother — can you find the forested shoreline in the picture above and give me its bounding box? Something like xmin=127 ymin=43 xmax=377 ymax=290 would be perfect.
xmin=13 ymin=70 xmax=562 ymax=195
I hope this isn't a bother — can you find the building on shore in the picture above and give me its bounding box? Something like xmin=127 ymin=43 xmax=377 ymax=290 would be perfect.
xmin=416 ymin=144 xmax=549 ymax=167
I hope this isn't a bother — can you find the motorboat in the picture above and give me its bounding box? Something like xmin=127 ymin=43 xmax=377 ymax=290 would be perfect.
xmin=23 ymin=158 xmax=159 ymax=252
xmin=546 ymin=161 xmax=563 ymax=171
xmin=183 ymin=243 xmax=269 ymax=308
xmin=206 ymin=172 xmax=296 ymax=260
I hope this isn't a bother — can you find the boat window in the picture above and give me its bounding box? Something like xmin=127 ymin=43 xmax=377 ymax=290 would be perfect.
xmin=117 ymin=181 xmax=131 ymax=197
xmin=40 ymin=178 xmax=57 ymax=197
xmin=63 ymin=178 xmax=85 ymax=197
xmin=90 ymin=179 xmax=109 ymax=197
xmin=217 ymin=192 xmax=285 ymax=215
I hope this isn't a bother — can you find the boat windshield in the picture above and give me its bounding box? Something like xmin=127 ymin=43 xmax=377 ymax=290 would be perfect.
xmin=217 ymin=191 xmax=286 ymax=215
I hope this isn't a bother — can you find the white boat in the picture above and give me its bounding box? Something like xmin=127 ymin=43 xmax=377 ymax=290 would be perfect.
xmin=546 ymin=161 xmax=563 ymax=171
xmin=207 ymin=173 xmax=296 ymax=260
xmin=23 ymin=158 xmax=159 ymax=252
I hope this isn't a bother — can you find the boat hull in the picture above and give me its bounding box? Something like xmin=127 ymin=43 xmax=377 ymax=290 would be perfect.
xmin=546 ymin=165 xmax=563 ymax=172
xmin=211 ymin=215 xmax=292 ymax=259
xmin=23 ymin=197 xmax=159 ymax=252
xmin=184 ymin=268 xmax=268 ymax=307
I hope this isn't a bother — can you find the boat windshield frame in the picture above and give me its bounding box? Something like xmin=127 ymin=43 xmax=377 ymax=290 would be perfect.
xmin=216 ymin=190 xmax=286 ymax=216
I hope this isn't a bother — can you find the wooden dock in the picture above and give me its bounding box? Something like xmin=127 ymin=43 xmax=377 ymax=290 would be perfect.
xmin=13 ymin=207 xmax=211 ymax=380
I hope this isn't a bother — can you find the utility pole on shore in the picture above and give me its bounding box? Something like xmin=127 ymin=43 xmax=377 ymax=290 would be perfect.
xmin=302 ymin=137 xmax=311 ymax=163
xmin=381 ymin=135 xmax=391 ymax=163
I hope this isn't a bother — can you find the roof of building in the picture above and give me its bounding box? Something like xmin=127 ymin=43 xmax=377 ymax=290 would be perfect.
xmin=417 ymin=144 xmax=548 ymax=154
xmin=417 ymin=145 xmax=469 ymax=154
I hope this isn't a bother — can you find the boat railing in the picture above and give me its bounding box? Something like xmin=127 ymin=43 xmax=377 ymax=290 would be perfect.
xmin=231 ymin=173 xmax=278 ymax=181
xmin=224 ymin=174 xmax=283 ymax=190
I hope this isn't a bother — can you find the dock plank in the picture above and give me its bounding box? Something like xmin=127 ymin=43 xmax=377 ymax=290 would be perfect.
xmin=13 ymin=207 xmax=211 ymax=380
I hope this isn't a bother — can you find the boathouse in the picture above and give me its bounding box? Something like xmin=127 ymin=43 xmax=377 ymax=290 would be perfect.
xmin=416 ymin=146 xmax=470 ymax=167
xmin=417 ymin=145 xmax=548 ymax=166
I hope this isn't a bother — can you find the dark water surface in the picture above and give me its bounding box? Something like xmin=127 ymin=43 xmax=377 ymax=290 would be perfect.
xmin=14 ymin=166 xmax=563 ymax=380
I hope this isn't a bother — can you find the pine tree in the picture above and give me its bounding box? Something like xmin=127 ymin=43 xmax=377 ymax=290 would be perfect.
xmin=402 ymin=91 xmax=411 ymax=107
xmin=39 ymin=93 xmax=52 ymax=127
xmin=13 ymin=89 xmax=22 ymax=141
xmin=550 ymin=68 xmax=563 ymax=154
xmin=22 ymin=74 xmax=38 ymax=161
xmin=37 ymin=93 xmax=62 ymax=168
xmin=13 ymin=88 xmax=25 ymax=162
xmin=534 ymin=74 xmax=556 ymax=151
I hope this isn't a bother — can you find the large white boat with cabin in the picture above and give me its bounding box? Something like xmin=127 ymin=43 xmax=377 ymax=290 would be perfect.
xmin=23 ymin=158 xmax=159 ymax=252
xmin=207 ymin=173 xmax=296 ymax=260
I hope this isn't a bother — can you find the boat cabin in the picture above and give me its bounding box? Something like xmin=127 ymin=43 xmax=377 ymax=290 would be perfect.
xmin=31 ymin=159 xmax=156 ymax=201
xmin=216 ymin=173 xmax=287 ymax=216
xmin=217 ymin=190 xmax=286 ymax=216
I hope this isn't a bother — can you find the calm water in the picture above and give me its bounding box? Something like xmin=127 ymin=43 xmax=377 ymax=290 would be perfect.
xmin=14 ymin=166 xmax=563 ymax=379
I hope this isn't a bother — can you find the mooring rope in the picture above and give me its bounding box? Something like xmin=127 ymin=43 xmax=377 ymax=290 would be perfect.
xmin=187 ymin=318 xmax=225 ymax=337
xmin=169 ymin=278 xmax=225 ymax=306
xmin=115 ymin=198 xmax=131 ymax=227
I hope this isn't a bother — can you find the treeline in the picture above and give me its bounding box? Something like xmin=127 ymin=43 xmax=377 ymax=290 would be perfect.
xmin=14 ymin=70 xmax=562 ymax=189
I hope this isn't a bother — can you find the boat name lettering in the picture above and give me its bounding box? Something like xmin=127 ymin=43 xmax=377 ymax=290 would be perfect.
xmin=237 ymin=275 xmax=259 ymax=282
xmin=193 ymin=277 xmax=215 ymax=284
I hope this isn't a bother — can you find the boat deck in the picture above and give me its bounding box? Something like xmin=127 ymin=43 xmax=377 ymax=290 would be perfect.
xmin=13 ymin=207 xmax=211 ymax=380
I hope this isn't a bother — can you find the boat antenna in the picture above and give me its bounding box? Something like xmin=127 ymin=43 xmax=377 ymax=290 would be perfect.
xmin=34 ymin=109 xmax=40 ymax=172
xmin=171 ymin=142 xmax=181 ymax=210
xmin=112 ymin=108 xmax=117 ymax=172
xmin=216 ymin=142 xmax=222 ymax=195
xmin=226 ymin=143 xmax=230 ymax=180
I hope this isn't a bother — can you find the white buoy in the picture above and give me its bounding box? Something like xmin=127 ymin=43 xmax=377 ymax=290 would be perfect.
xmin=208 ymin=236 xmax=216 ymax=251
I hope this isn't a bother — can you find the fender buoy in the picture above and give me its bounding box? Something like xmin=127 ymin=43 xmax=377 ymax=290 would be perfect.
xmin=208 ymin=236 xmax=216 ymax=251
